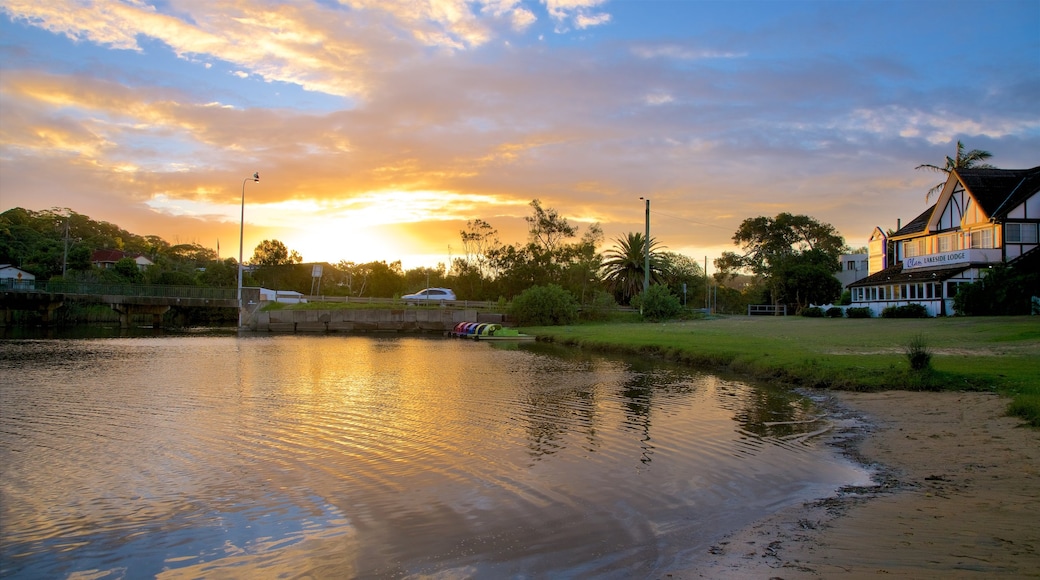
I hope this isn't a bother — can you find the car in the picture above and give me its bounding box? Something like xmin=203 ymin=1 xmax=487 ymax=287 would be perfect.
xmin=401 ymin=287 xmax=457 ymax=304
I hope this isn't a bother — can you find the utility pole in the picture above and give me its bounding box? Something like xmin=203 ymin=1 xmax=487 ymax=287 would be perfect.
xmin=639 ymin=197 xmax=650 ymax=315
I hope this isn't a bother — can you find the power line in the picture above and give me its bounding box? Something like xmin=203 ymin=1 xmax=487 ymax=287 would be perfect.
xmin=647 ymin=208 xmax=732 ymax=231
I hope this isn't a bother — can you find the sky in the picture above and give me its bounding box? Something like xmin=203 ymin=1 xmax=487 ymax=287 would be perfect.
xmin=1 ymin=0 xmax=1039 ymax=272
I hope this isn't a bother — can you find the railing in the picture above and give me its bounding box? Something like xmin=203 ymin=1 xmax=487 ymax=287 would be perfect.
xmin=747 ymin=304 xmax=786 ymax=316
xmin=302 ymin=295 xmax=500 ymax=309
xmin=1 ymin=279 xmax=237 ymax=300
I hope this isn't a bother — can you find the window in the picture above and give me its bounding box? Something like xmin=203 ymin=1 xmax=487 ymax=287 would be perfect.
xmin=1006 ymin=223 xmax=1039 ymax=244
xmin=970 ymin=229 xmax=993 ymax=249
xmin=938 ymin=234 xmax=955 ymax=252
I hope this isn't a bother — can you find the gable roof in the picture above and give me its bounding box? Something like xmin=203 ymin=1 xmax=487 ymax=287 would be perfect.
xmin=956 ymin=166 xmax=1040 ymax=218
xmin=892 ymin=166 xmax=1040 ymax=240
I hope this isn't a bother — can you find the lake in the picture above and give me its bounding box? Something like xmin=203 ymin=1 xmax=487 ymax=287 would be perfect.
xmin=0 ymin=330 xmax=869 ymax=578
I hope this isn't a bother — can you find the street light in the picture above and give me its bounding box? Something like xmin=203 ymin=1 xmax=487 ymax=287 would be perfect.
xmin=238 ymin=171 xmax=259 ymax=328
xmin=639 ymin=196 xmax=650 ymax=315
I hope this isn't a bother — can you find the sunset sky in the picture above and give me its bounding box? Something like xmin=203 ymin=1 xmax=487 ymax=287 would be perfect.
xmin=1 ymin=0 xmax=1038 ymax=271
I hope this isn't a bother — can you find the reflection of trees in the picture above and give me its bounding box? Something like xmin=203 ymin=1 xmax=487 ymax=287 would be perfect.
xmin=523 ymin=386 xmax=597 ymax=461
xmin=719 ymin=382 xmax=821 ymax=439
xmin=619 ymin=368 xmax=698 ymax=464
xmin=620 ymin=373 xmax=654 ymax=464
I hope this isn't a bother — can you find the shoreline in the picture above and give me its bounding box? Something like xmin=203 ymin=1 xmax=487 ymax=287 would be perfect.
xmin=670 ymin=390 xmax=1040 ymax=578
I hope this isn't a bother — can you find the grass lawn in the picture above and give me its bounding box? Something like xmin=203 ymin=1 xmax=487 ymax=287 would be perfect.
xmin=525 ymin=316 xmax=1040 ymax=426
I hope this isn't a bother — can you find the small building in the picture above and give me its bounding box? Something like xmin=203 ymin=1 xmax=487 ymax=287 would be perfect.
xmin=836 ymin=253 xmax=869 ymax=288
xmin=258 ymin=288 xmax=307 ymax=304
xmin=91 ymin=250 xmax=154 ymax=271
xmin=0 ymin=264 xmax=36 ymax=290
xmin=848 ymin=166 xmax=1040 ymax=316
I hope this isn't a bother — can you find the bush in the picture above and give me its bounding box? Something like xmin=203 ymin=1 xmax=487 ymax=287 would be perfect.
xmin=632 ymin=285 xmax=682 ymax=321
xmin=508 ymin=284 xmax=579 ymax=326
xmin=826 ymin=307 xmax=844 ymax=318
xmin=904 ymin=334 xmax=933 ymax=371
xmin=846 ymin=307 xmax=873 ymax=318
xmin=881 ymin=304 xmax=929 ymax=318
xmin=580 ymin=291 xmax=617 ymax=322
xmin=800 ymin=306 xmax=824 ymax=317
xmin=838 ymin=290 xmax=852 ymax=306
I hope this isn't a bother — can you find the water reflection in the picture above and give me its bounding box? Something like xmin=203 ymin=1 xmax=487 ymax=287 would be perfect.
xmin=0 ymin=333 xmax=868 ymax=579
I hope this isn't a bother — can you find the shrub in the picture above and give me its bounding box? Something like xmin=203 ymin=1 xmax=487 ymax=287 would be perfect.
xmin=881 ymin=304 xmax=930 ymax=318
xmin=826 ymin=307 xmax=844 ymax=318
xmin=904 ymin=334 xmax=932 ymax=371
xmin=632 ymin=285 xmax=683 ymax=321
xmin=846 ymin=307 xmax=873 ymax=318
xmin=508 ymin=284 xmax=579 ymax=326
xmin=800 ymin=306 xmax=824 ymax=317
xmin=580 ymin=291 xmax=617 ymax=322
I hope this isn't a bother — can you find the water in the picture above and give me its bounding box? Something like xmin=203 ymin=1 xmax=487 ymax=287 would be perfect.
xmin=0 ymin=331 xmax=868 ymax=578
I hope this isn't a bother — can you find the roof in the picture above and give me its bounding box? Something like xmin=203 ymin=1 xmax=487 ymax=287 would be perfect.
xmin=956 ymin=166 xmax=1040 ymax=218
xmin=891 ymin=205 xmax=935 ymax=238
xmin=91 ymin=249 xmax=151 ymax=263
xmin=891 ymin=166 xmax=1040 ymax=240
xmin=847 ymin=262 xmax=966 ymax=288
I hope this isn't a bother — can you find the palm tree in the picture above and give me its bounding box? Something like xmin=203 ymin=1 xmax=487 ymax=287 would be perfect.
xmin=916 ymin=140 xmax=995 ymax=202
xmin=601 ymin=232 xmax=663 ymax=304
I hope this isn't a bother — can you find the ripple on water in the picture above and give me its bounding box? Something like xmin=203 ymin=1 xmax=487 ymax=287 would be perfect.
xmin=0 ymin=334 xmax=868 ymax=579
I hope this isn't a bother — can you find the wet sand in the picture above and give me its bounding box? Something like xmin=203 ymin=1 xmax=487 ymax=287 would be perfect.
xmin=671 ymin=391 xmax=1040 ymax=579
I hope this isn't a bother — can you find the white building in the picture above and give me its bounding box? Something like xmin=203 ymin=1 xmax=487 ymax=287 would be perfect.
xmin=0 ymin=264 xmax=36 ymax=289
xmin=848 ymin=166 xmax=1039 ymax=316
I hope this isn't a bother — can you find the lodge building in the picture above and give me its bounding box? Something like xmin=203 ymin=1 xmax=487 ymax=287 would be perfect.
xmin=848 ymin=166 xmax=1040 ymax=316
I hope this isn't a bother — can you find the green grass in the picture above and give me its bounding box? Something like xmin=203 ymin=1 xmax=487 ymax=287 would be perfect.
xmin=525 ymin=316 xmax=1040 ymax=426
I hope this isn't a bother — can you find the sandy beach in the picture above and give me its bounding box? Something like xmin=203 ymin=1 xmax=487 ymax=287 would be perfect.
xmin=674 ymin=390 xmax=1040 ymax=579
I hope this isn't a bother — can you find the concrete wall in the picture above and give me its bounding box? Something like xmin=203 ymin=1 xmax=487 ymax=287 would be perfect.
xmin=250 ymin=308 xmax=506 ymax=333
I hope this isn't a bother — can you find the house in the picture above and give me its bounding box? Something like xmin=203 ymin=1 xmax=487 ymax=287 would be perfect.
xmin=836 ymin=253 xmax=869 ymax=288
xmin=91 ymin=250 xmax=154 ymax=271
xmin=0 ymin=264 xmax=36 ymax=290
xmin=848 ymin=166 xmax=1040 ymax=316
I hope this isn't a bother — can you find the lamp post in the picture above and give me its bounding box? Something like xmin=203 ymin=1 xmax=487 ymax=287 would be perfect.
xmin=238 ymin=172 xmax=259 ymax=328
xmin=639 ymin=196 xmax=650 ymax=315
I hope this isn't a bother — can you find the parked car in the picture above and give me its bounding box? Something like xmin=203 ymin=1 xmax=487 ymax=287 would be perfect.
xmin=402 ymin=287 xmax=456 ymax=304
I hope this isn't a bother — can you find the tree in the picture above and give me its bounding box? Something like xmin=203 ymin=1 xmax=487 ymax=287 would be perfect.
xmin=251 ymin=239 xmax=302 ymax=266
xmin=657 ymin=251 xmax=704 ymax=307
xmin=525 ymin=199 xmax=577 ymax=256
xmin=715 ymin=213 xmax=846 ymax=311
xmin=459 ymin=219 xmax=501 ymax=279
xmin=916 ymin=140 xmax=995 ymax=202
xmin=601 ymin=232 xmax=664 ymax=305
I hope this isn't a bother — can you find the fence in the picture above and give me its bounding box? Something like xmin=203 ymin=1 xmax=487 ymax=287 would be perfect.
xmin=747 ymin=304 xmax=787 ymax=316
xmin=1 ymin=279 xmax=237 ymax=300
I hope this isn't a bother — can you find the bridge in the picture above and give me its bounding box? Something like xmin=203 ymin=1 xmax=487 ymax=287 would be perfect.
xmin=1 ymin=280 xmax=245 ymax=328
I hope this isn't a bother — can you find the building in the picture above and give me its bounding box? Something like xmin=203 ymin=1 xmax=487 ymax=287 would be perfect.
xmin=91 ymin=249 xmax=154 ymax=271
xmin=848 ymin=166 xmax=1040 ymax=316
xmin=836 ymin=253 xmax=869 ymax=288
xmin=0 ymin=264 xmax=36 ymax=290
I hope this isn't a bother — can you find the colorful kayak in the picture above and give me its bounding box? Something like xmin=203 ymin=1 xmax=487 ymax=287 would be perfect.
xmin=449 ymin=322 xmax=535 ymax=340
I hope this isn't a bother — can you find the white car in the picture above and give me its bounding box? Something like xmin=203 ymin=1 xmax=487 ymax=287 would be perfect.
xmin=402 ymin=287 xmax=456 ymax=304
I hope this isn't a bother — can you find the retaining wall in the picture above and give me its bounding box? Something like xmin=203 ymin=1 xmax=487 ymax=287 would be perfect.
xmin=250 ymin=308 xmax=506 ymax=333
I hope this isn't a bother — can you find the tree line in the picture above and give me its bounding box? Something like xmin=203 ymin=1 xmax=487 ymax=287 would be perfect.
xmin=1 ymin=201 xmax=854 ymax=316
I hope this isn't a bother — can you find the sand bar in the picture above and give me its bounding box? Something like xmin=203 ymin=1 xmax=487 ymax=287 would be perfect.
xmin=673 ymin=390 xmax=1040 ymax=579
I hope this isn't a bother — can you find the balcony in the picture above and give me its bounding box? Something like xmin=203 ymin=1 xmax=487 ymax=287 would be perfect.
xmin=903 ymin=248 xmax=1002 ymax=270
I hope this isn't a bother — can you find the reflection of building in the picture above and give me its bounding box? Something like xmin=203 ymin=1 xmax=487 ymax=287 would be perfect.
xmin=848 ymin=166 xmax=1040 ymax=316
